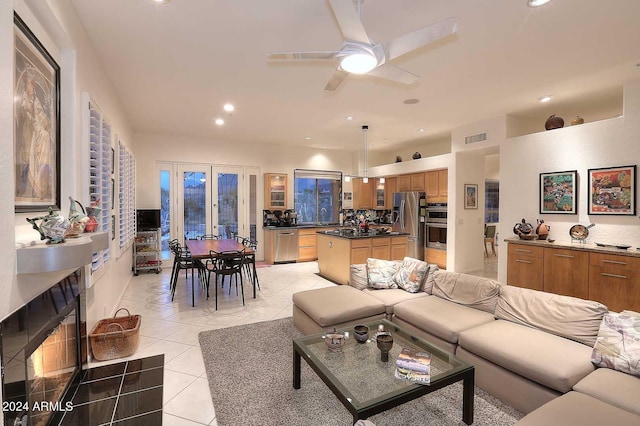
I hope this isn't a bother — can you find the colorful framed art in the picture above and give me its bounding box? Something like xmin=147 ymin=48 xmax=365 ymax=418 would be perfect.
xmin=588 ymin=165 xmax=636 ymax=215
xmin=464 ymin=184 xmax=478 ymax=209
xmin=539 ymin=170 xmax=577 ymax=214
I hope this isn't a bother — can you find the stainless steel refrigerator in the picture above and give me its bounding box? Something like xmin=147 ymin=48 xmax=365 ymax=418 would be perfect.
xmin=392 ymin=192 xmax=426 ymax=260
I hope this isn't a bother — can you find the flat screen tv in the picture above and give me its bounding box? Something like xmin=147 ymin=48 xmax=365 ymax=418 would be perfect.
xmin=136 ymin=209 xmax=161 ymax=231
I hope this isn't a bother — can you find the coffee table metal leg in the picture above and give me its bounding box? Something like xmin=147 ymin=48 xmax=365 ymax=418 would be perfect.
xmin=462 ymin=370 xmax=475 ymax=425
xmin=293 ymin=347 xmax=301 ymax=389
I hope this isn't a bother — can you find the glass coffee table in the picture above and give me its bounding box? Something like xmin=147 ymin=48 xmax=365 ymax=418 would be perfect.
xmin=293 ymin=319 xmax=474 ymax=424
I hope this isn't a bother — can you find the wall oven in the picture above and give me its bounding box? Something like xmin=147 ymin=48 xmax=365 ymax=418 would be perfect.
xmin=425 ymin=203 xmax=447 ymax=250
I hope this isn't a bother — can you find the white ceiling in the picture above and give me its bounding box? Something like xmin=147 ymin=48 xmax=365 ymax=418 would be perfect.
xmin=70 ymin=0 xmax=640 ymax=152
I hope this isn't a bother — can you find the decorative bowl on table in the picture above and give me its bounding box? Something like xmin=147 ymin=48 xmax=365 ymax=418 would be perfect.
xmin=324 ymin=328 xmax=346 ymax=352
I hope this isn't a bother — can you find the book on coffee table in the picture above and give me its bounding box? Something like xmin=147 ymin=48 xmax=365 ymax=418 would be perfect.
xmin=394 ymin=348 xmax=431 ymax=384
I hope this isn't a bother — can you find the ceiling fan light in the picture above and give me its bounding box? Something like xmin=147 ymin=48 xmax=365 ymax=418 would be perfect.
xmin=527 ymin=0 xmax=551 ymax=7
xmin=340 ymin=53 xmax=377 ymax=74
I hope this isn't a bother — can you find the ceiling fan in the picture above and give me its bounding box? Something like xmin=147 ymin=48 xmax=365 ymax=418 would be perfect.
xmin=267 ymin=0 xmax=458 ymax=91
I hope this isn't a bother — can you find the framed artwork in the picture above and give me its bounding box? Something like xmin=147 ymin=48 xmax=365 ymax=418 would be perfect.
xmin=539 ymin=170 xmax=577 ymax=214
xmin=13 ymin=13 xmax=61 ymax=212
xmin=588 ymin=165 xmax=636 ymax=215
xmin=464 ymin=184 xmax=478 ymax=209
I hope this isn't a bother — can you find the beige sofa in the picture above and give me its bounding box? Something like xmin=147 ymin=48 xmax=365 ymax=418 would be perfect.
xmin=292 ymin=263 xmax=640 ymax=424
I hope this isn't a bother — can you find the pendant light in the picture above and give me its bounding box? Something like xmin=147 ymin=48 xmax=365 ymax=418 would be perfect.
xmin=344 ymin=125 xmax=371 ymax=183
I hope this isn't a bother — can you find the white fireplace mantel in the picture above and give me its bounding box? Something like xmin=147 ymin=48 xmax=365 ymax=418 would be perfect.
xmin=16 ymin=231 xmax=109 ymax=274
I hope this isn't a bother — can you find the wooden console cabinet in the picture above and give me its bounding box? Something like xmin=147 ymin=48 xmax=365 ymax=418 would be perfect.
xmin=507 ymin=239 xmax=640 ymax=311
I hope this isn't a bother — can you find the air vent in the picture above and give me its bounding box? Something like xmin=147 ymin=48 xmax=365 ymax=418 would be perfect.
xmin=465 ymin=133 xmax=487 ymax=144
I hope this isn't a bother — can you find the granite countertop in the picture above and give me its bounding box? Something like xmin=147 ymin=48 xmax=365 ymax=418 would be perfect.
xmin=263 ymin=223 xmax=392 ymax=230
xmin=505 ymin=237 xmax=640 ymax=258
xmin=317 ymin=229 xmax=408 ymax=239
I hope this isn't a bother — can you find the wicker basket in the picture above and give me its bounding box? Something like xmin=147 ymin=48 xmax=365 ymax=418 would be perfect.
xmin=89 ymin=308 xmax=141 ymax=361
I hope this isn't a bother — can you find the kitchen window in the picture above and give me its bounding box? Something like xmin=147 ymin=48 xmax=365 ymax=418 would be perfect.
xmin=294 ymin=169 xmax=342 ymax=224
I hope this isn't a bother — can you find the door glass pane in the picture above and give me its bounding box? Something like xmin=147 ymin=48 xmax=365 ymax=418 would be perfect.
xmin=160 ymin=170 xmax=171 ymax=259
xmin=183 ymin=171 xmax=206 ymax=240
xmin=249 ymin=173 xmax=257 ymax=241
xmin=218 ymin=173 xmax=238 ymax=239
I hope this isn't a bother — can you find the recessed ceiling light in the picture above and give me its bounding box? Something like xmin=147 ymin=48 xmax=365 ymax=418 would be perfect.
xmin=304 ymin=136 xmax=312 ymax=140
xmin=528 ymin=0 xmax=551 ymax=7
xmin=418 ymin=128 xmax=425 ymax=133
xmin=403 ymin=98 xmax=420 ymax=105
xmin=153 ymin=0 xmax=171 ymax=4
xmin=346 ymin=116 xmax=355 ymax=121
xmin=215 ymin=118 xmax=224 ymax=126
xmin=538 ymin=95 xmax=552 ymax=103
xmin=223 ymin=103 xmax=234 ymax=112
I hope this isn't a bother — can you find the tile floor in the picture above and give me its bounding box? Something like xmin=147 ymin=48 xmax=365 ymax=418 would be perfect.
xmin=88 ymin=261 xmax=335 ymax=426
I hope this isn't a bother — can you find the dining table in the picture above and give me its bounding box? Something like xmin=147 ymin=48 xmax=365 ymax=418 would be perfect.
xmin=185 ymin=239 xmax=257 ymax=299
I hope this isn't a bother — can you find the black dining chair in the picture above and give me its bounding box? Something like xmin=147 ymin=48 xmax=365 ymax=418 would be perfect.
xmin=197 ymin=234 xmax=220 ymax=240
xmin=170 ymin=242 xmax=199 ymax=307
xmin=240 ymin=237 xmax=260 ymax=292
xmin=204 ymin=249 xmax=246 ymax=310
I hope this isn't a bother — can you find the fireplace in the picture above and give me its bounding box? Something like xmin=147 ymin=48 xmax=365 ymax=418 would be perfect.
xmin=1 ymin=269 xmax=87 ymax=426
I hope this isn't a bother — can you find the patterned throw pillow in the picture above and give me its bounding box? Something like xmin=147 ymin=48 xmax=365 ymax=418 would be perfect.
xmin=591 ymin=312 xmax=640 ymax=376
xmin=366 ymin=258 xmax=400 ymax=289
xmin=393 ymin=257 xmax=429 ymax=293
xmin=421 ymin=264 xmax=440 ymax=294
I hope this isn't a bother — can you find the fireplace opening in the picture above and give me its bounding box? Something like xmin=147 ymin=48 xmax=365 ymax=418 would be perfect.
xmin=1 ymin=269 xmax=86 ymax=426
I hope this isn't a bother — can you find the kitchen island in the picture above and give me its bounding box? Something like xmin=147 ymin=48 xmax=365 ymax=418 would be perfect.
xmin=317 ymin=230 xmax=409 ymax=285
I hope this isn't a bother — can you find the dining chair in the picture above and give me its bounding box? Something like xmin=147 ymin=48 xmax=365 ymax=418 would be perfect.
xmin=240 ymin=238 xmax=260 ymax=291
xmin=204 ymin=249 xmax=246 ymax=310
xmin=197 ymin=234 xmax=220 ymax=240
xmin=484 ymin=225 xmax=497 ymax=257
xmin=169 ymin=242 xmax=199 ymax=307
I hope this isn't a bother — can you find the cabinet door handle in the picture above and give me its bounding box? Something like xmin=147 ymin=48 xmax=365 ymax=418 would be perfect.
xmin=601 ymin=272 xmax=627 ymax=279
xmin=553 ymin=254 xmax=575 ymax=259
xmin=516 ymin=259 xmax=532 ymax=264
xmin=515 ymin=249 xmax=532 ymax=253
xmin=602 ymin=259 xmax=627 ymax=266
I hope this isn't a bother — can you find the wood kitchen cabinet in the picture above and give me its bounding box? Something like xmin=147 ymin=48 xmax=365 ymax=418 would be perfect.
xmin=426 ymin=169 xmax=448 ymax=202
xmin=352 ymin=178 xmax=373 ymax=209
xmin=298 ymin=228 xmax=318 ymax=262
xmin=410 ymin=173 xmax=426 ymax=191
xmin=438 ymin=169 xmax=448 ymax=197
xmin=543 ymin=247 xmax=589 ymax=299
xmin=397 ymin=175 xmax=411 ymax=192
xmin=371 ymin=237 xmax=391 ymax=260
xmin=384 ymin=177 xmax=397 ymax=209
xmin=589 ymin=253 xmax=640 ymax=312
xmin=506 ymin=239 xmax=640 ymax=312
xmin=264 ymin=173 xmax=287 ymax=210
xmin=373 ymin=178 xmax=386 ymax=209
xmin=507 ymin=243 xmax=543 ymax=291
xmin=391 ymin=236 xmax=409 ymax=261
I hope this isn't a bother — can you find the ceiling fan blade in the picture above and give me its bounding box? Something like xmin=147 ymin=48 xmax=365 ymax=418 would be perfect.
xmin=328 ymin=0 xmax=371 ymax=44
xmin=367 ymin=64 xmax=419 ymax=85
xmin=383 ymin=17 xmax=458 ymax=61
xmin=324 ymin=68 xmax=349 ymax=91
xmin=267 ymin=51 xmax=340 ymax=60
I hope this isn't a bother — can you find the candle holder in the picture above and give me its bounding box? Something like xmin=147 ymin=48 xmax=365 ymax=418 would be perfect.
xmin=376 ymin=333 xmax=393 ymax=362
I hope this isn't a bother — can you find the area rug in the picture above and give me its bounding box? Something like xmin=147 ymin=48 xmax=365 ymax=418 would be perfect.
xmin=199 ymin=318 xmax=523 ymax=426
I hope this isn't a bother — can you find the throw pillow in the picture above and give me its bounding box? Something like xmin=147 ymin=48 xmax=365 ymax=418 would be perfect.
xmin=349 ymin=264 xmax=368 ymax=290
xmin=421 ymin=264 xmax=439 ymax=294
xmin=591 ymin=311 xmax=640 ymax=376
xmin=366 ymin=258 xmax=400 ymax=289
xmin=393 ymin=257 xmax=429 ymax=293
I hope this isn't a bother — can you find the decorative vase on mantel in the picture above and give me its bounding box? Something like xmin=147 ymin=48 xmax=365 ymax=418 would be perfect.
xmin=571 ymin=116 xmax=584 ymax=125
xmin=545 ymin=114 xmax=565 ymax=130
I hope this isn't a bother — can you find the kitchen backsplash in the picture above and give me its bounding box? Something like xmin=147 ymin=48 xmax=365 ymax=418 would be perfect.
xmin=342 ymin=209 xmax=392 ymax=225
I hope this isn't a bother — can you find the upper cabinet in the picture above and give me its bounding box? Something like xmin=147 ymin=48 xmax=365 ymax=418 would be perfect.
xmin=384 ymin=177 xmax=396 ymax=209
xmin=426 ymin=169 xmax=448 ymax=202
xmin=374 ymin=178 xmax=385 ymax=209
xmin=264 ymin=173 xmax=287 ymax=210
xmin=352 ymin=178 xmax=374 ymax=209
xmin=410 ymin=173 xmax=425 ymax=191
xmin=397 ymin=174 xmax=411 ymax=192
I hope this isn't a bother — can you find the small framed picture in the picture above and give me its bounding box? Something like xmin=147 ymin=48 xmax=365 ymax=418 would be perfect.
xmin=464 ymin=184 xmax=478 ymax=209
xmin=588 ymin=165 xmax=636 ymax=215
xmin=539 ymin=170 xmax=577 ymax=214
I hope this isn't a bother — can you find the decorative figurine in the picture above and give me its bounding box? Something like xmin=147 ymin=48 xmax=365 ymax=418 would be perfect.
xmin=26 ymin=207 xmax=70 ymax=244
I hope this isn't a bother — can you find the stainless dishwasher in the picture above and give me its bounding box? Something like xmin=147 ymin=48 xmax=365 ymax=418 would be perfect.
xmin=274 ymin=229 xmax=299 ymax=263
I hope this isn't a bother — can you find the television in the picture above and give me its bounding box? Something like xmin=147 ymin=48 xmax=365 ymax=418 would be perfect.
xmin=136 ymin=209 xmax=161 ymax=231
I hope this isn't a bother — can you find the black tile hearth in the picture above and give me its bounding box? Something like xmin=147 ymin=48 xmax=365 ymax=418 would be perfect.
xmin=54 ymin=355 xmax=164 ymax=426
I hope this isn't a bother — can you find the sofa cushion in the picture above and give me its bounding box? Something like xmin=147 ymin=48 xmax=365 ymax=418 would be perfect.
xmin=349 ymin=264 xmax=368 ymax=290
xmin=516 ymin=392 xmax=640 ymax=426
xmin=496 ymin=285 xmax=608 ymax=346
xmin=458 ymin=320 xmax=594 ymax=393
xmin=421 ymin=264 xmax=439 ymax=294
xmin=431 ymin=271 xmax=502 ymax=313
xmin=363 ymin=289 xmax=428 ymax=315
xmin=591 ymin=311 xmax=640 ymax=376
xmin=366 ymin=258 xmax=400 ymax=289
xmin=393 ymin=257 xmax=429 ymax=293
xmin=292 ymin=286 xmax=385 ymax=327
xmin=393 ymin=296 xmax=495 ymax=345
xmin=573 ymin=368 xmax=640 ymax=416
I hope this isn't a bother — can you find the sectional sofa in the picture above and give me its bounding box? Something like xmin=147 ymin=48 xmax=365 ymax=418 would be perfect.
xmin=292 ymin=259 xmax=640 ymax=425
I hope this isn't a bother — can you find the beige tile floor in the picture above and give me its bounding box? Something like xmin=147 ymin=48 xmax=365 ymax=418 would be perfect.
xmin=89 ymin=261 xmax=334 ymax=425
